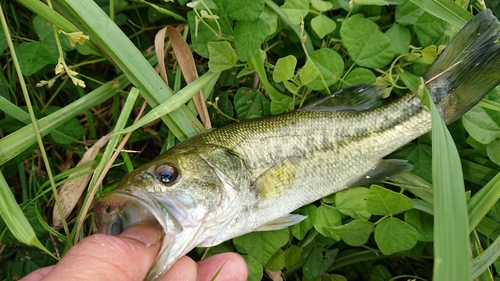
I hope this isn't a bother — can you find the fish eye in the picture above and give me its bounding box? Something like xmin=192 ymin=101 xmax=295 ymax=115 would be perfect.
xmin=155 ymin=164 xmax=179 ymax=185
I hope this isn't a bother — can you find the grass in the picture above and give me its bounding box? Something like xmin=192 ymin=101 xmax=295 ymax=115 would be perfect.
xmin=1 ymin=0 xmax=500 ymax=280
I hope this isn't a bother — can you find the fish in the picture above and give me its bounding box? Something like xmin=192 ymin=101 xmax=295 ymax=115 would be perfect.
xmin=94 ymin=10 xmax=500 ymax=281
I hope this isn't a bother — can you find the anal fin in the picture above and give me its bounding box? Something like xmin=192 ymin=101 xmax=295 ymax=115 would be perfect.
xmin=255 ymin=214 xmax=306 ymax=231
xmin=351 ymin=159 xmax=413 ymax=187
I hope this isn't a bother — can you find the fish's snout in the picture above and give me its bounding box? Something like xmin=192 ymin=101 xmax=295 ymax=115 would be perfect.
xmin=94 ymin=195 xmax=127 ymax=235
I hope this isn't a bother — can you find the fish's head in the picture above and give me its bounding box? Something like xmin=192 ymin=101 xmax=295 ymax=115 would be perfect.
xmin=94 ymin=144 xmax=246 ymax=280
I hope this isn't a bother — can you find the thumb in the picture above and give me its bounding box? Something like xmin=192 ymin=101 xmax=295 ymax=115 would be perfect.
xmin=43 ymin=224 xmax=162 ymax=281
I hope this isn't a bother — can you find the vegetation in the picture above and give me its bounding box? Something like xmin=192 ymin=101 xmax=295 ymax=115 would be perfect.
xmin=1 ymin=0 xmax=500 ymax=280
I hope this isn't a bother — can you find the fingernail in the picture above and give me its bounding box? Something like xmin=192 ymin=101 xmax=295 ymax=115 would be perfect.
xmin=120 ymin=224 xmax=162 ymax=246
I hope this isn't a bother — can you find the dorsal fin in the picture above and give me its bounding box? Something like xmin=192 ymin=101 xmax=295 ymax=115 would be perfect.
xmin=299 ymin=84 xmax=384 ymax=112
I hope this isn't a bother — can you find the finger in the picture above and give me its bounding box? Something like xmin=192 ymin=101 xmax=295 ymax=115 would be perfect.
xmin=42 ymin=224 xmax=162 ymax=281
xmin=158 ymin=256 xmax=198 ymax=281
xmin=19 ymin=266 xmax=55 ymax=281
xmin=198 ymin=252 xmax=248 ymax=281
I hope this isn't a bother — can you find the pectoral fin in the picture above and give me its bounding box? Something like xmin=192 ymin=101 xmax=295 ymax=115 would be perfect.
xmin=351 ymin=159 xmax=413 ymax=187
xmin=255 ymin=214 xmax=306 ymax=231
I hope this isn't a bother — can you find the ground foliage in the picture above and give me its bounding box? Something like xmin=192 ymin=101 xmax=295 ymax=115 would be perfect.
xmin=1 ymin=0 xmax=500 ymax=280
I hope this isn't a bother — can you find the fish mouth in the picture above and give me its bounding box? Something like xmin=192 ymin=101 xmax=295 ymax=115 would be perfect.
xmin=94 ymin=187 xmax=182 ymax=237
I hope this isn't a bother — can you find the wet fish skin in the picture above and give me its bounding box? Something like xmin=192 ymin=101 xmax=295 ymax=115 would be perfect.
xmin=94 ymin=10 xmax=500 ymax=281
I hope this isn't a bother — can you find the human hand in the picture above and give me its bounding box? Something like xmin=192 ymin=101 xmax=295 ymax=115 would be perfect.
xmin=20 ymin=224 xmax=248 ymax=281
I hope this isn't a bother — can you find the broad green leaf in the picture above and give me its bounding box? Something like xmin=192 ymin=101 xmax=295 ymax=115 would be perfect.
xmin=335 ymin=187 xmax=371 ymax=220
xmin=463 ymin=88 xmax=500 ymax=144
xmin=404 ymin=209 xmax=434 ymax=242
xmin=369 ymin=264 xmax=393 ymax=281
xmin=273 ymin=55 xmax=297 ymax=83
xmin=280 ymin=0 xmax=309 ymax=25
xmin=233 ymin=18 xmax=270 ymax=62
xmin=486 ymin=140 xmax=500 ymax=166
xmin=207 ymin=41 xmax=238 ymax=72
xmin=0 ymin=172 xmax=55 ymax=258
xmin=343 ymin=68 xmax=376 ymax=88
xmin=311 ymin=0 xmax=334 ymax=11
xmin=302 ymin=247 xmax=338 ymax=280
xmin=374 ymin=217 xmax=418 ymax=255
xmin=302 ymin=48 xmax=344 ymax=91
xmin=213 ymin=0 xmax=264 ymax=21
xmin=340 ymin=15 xmax=394 ymax=68
xmin=395 ymin=0 xmax=424 ymax=24
xmin=187 ymin=11 xmax=233 ymax=58
xmin=413 ymin=13 xmax=449 ymax=46
xmin=385 ymin=24 xmax=411 ymax=55
xmin=290 ymin=204 xmax=317 ymax=240
xmin=242 ymin=255 xmax=264 ymax=281
xmin=355 ymin=0 xmax=403 ymax=4
xmin=265 ymin=249 xmax=285 ymax=271
xmin=47 ymin=107 xmax=86 ymax=144
xmin=259 ymin=6 xmax=278 ymax=37
xmin=314 ymin=205 xmax=341 ymax=239
xmin=391 ymin=143 xmax=432 ymax=183
xmin=367 ymin=184 xmax=413 ymax=215
xmin=15 ymin=42 xmax=59 ymax=76
xmin=284 ymin=245 xmax=303 ymax=268
xmin=300 ymin=58 xmax=319 ymax=86
xmin=328 ymin=219 xmax=374 ymax=246
xmin=233 ymin=228 xmax=289 ymax=265
xmin=311 ymin=15 xmax=336 ymax=39
xmin=233 ymin=87 xmax=271 ymax=120
xmin=208 ymin=91 xmax=234 ymax=127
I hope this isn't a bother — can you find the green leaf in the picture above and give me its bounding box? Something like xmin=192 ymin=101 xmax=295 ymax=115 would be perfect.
xmin=374 ymin=217 xmax=418 ymax=255
xmin=302 ymin=247 xmax=338 ymax=280
xmin=413 ymin=13 xmax=449 ymax=46
xmin=367 ymin=184 xmax=413 ymax=215
xmin=233 ymin=228 xmax=289 ymax=265
xmin=188 ymin=11 xmax=233 ymax=58
xmin=391 ymin=143 xmax=432 ymax=183
xmin=0 ymin=27 xmax=7 ymax=54
xmin=385 ymin=24 xmax=411 ymax=55
xmin=395 ymin=0 xmax=424 ymax=24
xmin=409 ymin=0 xmax=472 ymax=28
xmin=265 ymin=249 xmax=285 ymax=271
xmin=207 ymin=41 xmax=238 ymax=72
xmin=328 ymin=219 xmax=374 ymax=246
xmin=233 ymin=87 xmax=271 ymax=120
xmin=233 ymin=18 xmax=270 ymax=62
xmin=273 ymin=55 xmax=297 ymax=83
xmin=302 ymin=48 xmax=344 ymax=90
xmin=486 ymin=139 xmax=500 ymax=166
xmin=311 ymin=0 xmax=334 ymax=11
xmin=343 ymin=68 xmax=376 ymax=88
xmin=48 ymin=107 xmax=86 ymax=144
xmin=284 ymin=245 xmax=303 ymax=268
xmin=311 ymin=15 xmax=336 ymax=39
xmin=15 ymin=42 xmax=59 ymax=76
xmin=280 ymin=0 xmax=309 ymax=25
xmin=213 ymin=0 xmax=264 ymax=21
xmin=463 ymin=89 xmax=500 ymax=144
xmin=314 ymin=205 xmax=341 ymax=239
xmin=404 ymin=209 xmax=434 ymax=242
xmin=242 ymin=255 xmax=264 ymax=281
xmin=209 ymin=91 xmax=234 ymax=127
xmin=335 ymin=187 xmax=371 ymax=220
xmin=340 ymin=15 xmax=394 ymax=68
xmin=290 ymin=204 xmax=317 ymax=240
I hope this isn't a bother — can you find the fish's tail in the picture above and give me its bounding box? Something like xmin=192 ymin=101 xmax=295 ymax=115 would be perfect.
xmin=424 ymin=9 xmax=500 ymax=124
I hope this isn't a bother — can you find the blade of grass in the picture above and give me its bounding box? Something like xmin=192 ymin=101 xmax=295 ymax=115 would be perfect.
xmin=471 ymin=229 xmax=500 ymax=280
xmin=418 ymin=81 xmax=470 ymax=281
xmin=59 ymin=0 xmax=204 ymax=140
xmin=74 ymin=87 xmax=141 ymax=242
xmin=469 ymin=230 xmax=494 ymax=280
xmin=468 ymin=172 xmax=500 ymax=231
xmin=0 ymin=73 xmax=128 ymax=166
xmin=410 ymin=0 xmax=472 ymax=28
xmin=116 ymin=70 xmax=220 ymax=134
xmin=0 ymin=171 xmax=56 ymax=259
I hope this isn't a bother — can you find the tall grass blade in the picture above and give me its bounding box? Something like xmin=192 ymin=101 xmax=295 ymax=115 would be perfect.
xmin=410 ymin=0 xmax=472 ymax=28
xmin=419 ymin=83 xmax=470 ymax=281
xmin=0 ymin=172 xmax=56 ymax=259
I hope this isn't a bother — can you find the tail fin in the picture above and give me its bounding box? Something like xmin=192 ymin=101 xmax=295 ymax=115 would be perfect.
xmin=424 ymin=9 xmax=500 ymax=124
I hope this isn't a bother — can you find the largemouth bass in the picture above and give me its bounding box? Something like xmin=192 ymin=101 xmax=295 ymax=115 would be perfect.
xmin=95 ymin=10 xmax=500 ymax=280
